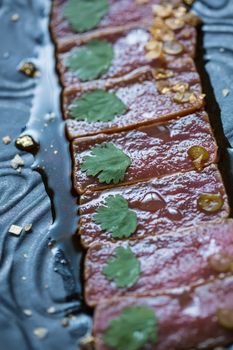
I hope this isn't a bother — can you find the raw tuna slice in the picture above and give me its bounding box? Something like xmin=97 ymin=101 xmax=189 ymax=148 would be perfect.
xmin=72 ymin=110 xmax=217 ymax=194
xmin=79 ymin=165 xmax=229 ymax=247
xmin=85 ymin=219 xmax=233 ymax=306
xmin=94 ymin=276 xmax=233 ymax=350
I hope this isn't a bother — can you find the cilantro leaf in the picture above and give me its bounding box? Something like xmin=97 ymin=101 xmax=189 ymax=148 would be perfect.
xmin=69 ymin=90 xmax=126 ymax=123
xmin=104 ymin=306 xmax=158 ymax=350
xmin=63 ymin=0 xmax=108 ymax=33
xmin=66 ymin=40 xmax=113 ymax=81
xmin=81 ymin=144 xmax=131 ymax=185
xmin=103 ymin=247 xmax=141 ymax=288
xmin=94 ymin=195 xmax=137 ymax=238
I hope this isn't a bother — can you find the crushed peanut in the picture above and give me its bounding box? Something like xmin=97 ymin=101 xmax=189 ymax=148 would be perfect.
xmin=171 ymin=82 xmax=189 ymax=93
xmin=152 ymin=68 xmax=174 ymax=80
xmin=165 ymin=18 xmax=185 ymax=30
xmin=152 ymin=4 xmax=173 ymax=18
xmin=16 ymin=135 xmax=35 ymax=149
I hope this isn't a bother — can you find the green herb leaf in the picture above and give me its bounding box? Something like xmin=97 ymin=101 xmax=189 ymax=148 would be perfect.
xmin=103 ymin=247 xmax=141 ymax=288
xmin=69 ymin=90 xmax=126 ymax=123
xmin=94 ymin=195 xmax=137 ymax=238
xmin=104 ymin=306 xmax=158 ymax=350
xmin=63 ymin=0 xmax=108 ymax=33
xmin=66 ymin=40 xmax=113 ymax=81
xmin=81 ymin=144 xmax=131 ymax=185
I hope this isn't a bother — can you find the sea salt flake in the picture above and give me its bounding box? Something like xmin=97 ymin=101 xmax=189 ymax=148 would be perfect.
xmin=9 ymin=225 xmax=23 ymax=236
xmin=11 ymin=154 xmax=24 ymax=170
xmin=222 ymin=88 xmax=230 ymax=97
xmin=23 ymin=309 xmax=32 ymax=317
xmin=47 ymin=306 xmax=56 ymax=314
xmin=33 ymin=327 xmax=48 ymax=339
xmin=2 ymin=135 xmax=11 ymax=144
xmin=24 ymin=224 xmax=32 ymax=232
xmin=11 ymin=13 xmax=20 ymax=21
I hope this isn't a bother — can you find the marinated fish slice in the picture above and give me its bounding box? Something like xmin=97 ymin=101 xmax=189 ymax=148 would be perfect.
xmin=65 ymin=70 xmax=203 ymax=139
xmin=79 ymin=165 xmax=229 ymax=247
xmin=94 ymin=276 xmax=233 ymax=350
xmin=51 ymin=0 xmax=174 ymax=41
xmin=85 ymin=219 xmax=233 ymax=306
xmin=72 ymin=110 xmax=217 ymax=194
xmin=57 ymin=22 xmax=196 ymax=86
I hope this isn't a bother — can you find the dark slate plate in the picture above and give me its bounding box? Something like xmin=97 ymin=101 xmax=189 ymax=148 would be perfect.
xmin=0 ymin=0 xmax=232 ymax=349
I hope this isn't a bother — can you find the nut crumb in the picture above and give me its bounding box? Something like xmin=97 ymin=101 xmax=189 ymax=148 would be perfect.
xmin=2 ymin=135 xmax=11 ymax=145
xmin=23 ymin=309 xmax=32 ymax=317
xmin=11 ymin=154 xmax=24 ymax=170
xmin=16 ymin=135 xmax=35 ymax=149
xmin=222 ymin=88 xmax=230 ymax=97
xmin=33 ymin=327 xmax=48 ymax=339
xmin=9 ymin=225 xmax=23 ymax=236
xmin=24 ymin=224 xmax=32 ymax=232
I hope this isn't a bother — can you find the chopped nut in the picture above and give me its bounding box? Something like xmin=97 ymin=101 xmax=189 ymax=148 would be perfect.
xmin=24 ymin=224 xmax=32 ymax=232
xmin=47 ymin=306 xmax=56 ymax=314
xmin=150 ymin=19 xmax=175 ymax=41
xmin=23 ymin=309 xmax=32 ymax=317
xmin=171 ymin=82 xmax=189 ymax=93
xmin=9 ymin=225 xmax=23 ymax=236
xmin=174 ymin=6 xmax=187 ymax=18
xmin=184 ymin=12 xmax=201 ymax=26
xmin=33 ymin=328 xmax=48 ymax=339
xmin=11 ymin=13 xmax=20 ymax=21
xmin=145 ymin=42 xmax=163 ymax=61
xmin=2 ymin=135 xmax=11 ymax=145
xmin=16 ymin=135 xmax=35 ymax=149
xmin=217 ymin=308 xmax=233 ymax=329
xmin=152 ymin=4 xmax=173 ymax=18
xmin=80 ymin=335 xmax=95 ymax=350
xmin=18 ymin=61 xmax=40 ymax=78
xmin=152 ymin=68 xmax=174 ymax=80
xmin=173 ymin=91 xmax=197 ymax=104
xmin=165 ymin=18 xmax=185 ymax=30
xmin=222 ymin=88 xmax=230 ymax=97
xmin=11 ymin=154 xmax=24 ymax=170
xmin=157 ymin=81 xmax=171 ymax=94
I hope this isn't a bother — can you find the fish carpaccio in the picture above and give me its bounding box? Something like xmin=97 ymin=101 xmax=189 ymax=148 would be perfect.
xmin=51 ymin=0 xmax=233 ymax=349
